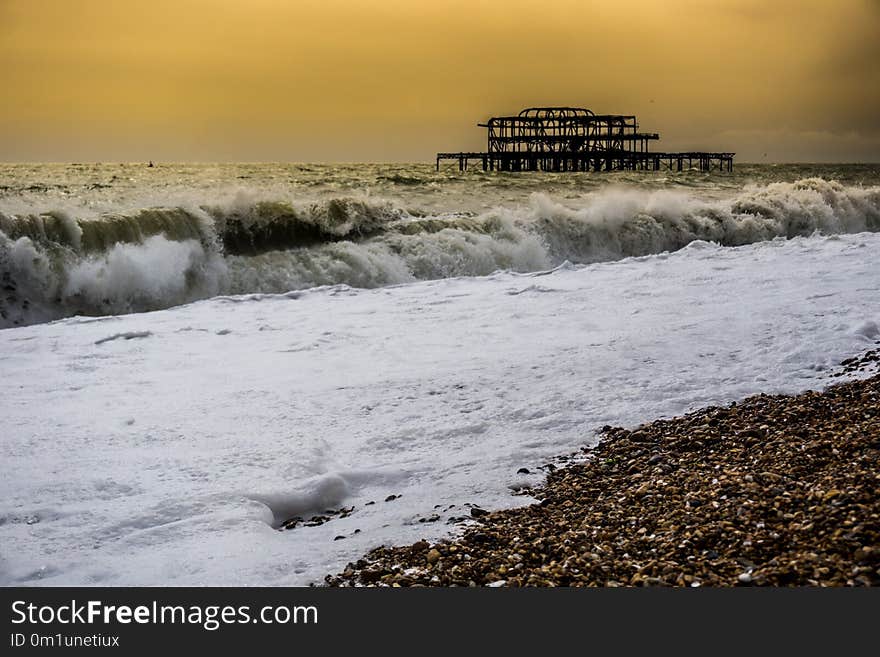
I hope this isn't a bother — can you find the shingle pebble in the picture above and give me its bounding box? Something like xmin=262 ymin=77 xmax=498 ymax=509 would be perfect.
xmin=326 ymin=368 xmax=880 ymax=587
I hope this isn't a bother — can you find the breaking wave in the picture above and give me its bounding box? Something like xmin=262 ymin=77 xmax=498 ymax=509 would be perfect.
xmin=2 ymin=178 xmax=878 ymax=327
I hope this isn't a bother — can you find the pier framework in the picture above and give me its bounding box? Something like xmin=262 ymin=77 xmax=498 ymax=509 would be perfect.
xmin=437 ymin=107 xmax=733 ymax=173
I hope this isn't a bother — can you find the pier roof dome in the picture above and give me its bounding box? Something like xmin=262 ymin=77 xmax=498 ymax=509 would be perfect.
xmin=517 ymin=107 xmax=595 ymax=118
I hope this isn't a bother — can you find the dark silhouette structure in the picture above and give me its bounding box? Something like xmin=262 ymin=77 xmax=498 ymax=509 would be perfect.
xmin=437 ymin=107 xmax=733 ymax=173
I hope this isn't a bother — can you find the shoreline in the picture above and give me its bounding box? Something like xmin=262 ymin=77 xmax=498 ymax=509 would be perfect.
xmin=326 ymin=355 xmax=880 ymax=587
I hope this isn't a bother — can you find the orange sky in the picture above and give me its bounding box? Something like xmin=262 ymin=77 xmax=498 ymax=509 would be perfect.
xmin=1 ymin=0 xmax=879 ymax=162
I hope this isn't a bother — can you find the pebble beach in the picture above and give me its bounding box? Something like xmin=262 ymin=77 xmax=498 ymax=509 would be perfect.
xmin=328 ymin=353 xmax=880 ymax=587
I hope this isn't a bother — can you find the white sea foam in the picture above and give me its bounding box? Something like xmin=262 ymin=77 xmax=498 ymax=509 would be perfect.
xmin=64 ymin=236 xmax=226 ymax=314
xmin=1 ymin=231 xmax=877 ymax=585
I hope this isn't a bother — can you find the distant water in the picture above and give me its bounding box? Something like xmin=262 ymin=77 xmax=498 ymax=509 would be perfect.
xmin=1 ymin=162 xmax=879 ymax=328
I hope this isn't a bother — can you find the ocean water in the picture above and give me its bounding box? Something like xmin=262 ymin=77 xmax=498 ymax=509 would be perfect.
xmin=2 ymin=231 xmax=878 ymax=585
xmin=2 ymin=162 xmax=879 ymax=328
xmin=2 ymin=162 xmax=879 ymax=585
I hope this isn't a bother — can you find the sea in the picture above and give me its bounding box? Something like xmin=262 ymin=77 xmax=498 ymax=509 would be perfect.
xmin=1 ymin=163 xmax=879 ymax=585
xmin=2 ymin=162 xmax=878 ymax=329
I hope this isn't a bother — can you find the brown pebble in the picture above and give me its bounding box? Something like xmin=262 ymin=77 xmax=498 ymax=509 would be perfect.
xmin=325 ymin=356 xmax=880 ymax=588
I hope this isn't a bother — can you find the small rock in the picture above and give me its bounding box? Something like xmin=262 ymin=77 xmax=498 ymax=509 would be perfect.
xmin=360 ymin=570 xmax=382 ymax=583
xmin=324 ymin=366 xmax=880 ymax=589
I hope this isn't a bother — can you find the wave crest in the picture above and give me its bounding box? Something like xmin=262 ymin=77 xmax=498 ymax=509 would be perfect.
xmin=208 ymin=196 xmax=403 ymax=254
xmin=2 ymin=178 xmax=878 ymax=328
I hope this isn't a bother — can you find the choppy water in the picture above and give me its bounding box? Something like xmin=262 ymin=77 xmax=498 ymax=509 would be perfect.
xmin=1 ymin=162 xmax=879 ymax=328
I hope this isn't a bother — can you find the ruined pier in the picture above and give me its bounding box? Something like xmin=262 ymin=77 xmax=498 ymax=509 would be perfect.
xmin=437 ymin=107 xmax=733 ymax=173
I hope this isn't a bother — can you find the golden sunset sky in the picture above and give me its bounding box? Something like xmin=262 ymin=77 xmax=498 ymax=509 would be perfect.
xmin=2 ymin=0 xmax=878 ymax=162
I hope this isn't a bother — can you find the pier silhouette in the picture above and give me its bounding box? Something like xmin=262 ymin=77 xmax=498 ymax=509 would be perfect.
xmin=437 ymin=107 xmax=733 ymax=173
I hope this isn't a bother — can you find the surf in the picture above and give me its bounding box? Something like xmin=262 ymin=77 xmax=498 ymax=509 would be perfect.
xmin=1 ymin=177 xmax=878 ymax=328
